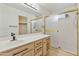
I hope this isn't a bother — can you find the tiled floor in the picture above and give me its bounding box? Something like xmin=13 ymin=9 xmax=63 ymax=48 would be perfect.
xmin=48 ymin=48 xmax=75 ymax=56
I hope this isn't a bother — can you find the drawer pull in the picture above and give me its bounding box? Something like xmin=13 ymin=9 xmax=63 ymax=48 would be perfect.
xmin=36 ymin=42 xmax=41 ymax=45
xmin=37 ymin=47 xmax=42 ymax=50
xmin=13 ymin=48 xmax=29 ymax=56
xmin=36 ymin=47 xmax=42 ymax=54
xmin=25 ymin=48 xmax=28 ymax=50
xmin=44 ymin=42 xmax=47 ymax=43
xmin=40 ymin=54 xmax=42 ymax=56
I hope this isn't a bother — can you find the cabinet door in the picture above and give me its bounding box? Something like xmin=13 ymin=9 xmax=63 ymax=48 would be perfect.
xmin=47 ymin=37 xmax=51 ymax=49
xmin=23 ymin=50 xmax=34 ymax=56
xmin=43 ymin=39 xmax=48 ymax=56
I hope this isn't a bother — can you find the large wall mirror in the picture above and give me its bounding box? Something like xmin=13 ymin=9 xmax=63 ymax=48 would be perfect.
xmin=0 ymin=4 xmax=43 ymax=37
xmin=30 ymin=18 xmax=44 ymax=33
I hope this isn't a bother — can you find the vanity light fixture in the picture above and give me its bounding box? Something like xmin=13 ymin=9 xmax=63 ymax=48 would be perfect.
xmin=24 ymin=3 xmax=38 ymax=10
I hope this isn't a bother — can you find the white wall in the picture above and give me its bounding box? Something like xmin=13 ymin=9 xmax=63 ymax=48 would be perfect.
xmin=0 ymin=6 xmax=3 ymax=36
xmin=0 ymin=4 xmax=36 ymax=37
xmin=77 ymin=4 xmax=79 ymax=55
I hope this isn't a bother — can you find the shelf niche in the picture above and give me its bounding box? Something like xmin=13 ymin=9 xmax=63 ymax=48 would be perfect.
xmin=19 ymin=16 xmax=27 ymax=35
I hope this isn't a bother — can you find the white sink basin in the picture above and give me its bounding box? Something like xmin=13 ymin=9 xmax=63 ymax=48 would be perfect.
xmin=0 ymin=39 xmax=26 ymax=52
xmin=0 ymin=34 xmax=45 ymax=47
xmin=0 ymin=40 xmax=24 ymax=46
xmin=0 ymin=33 xmax=50 ymax=52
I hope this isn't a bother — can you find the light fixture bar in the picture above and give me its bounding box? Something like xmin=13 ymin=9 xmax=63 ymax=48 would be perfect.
xmin=24 ymin=3 xmax=37 ymax=10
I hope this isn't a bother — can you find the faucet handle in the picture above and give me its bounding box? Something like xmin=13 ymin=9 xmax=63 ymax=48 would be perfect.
xmin=10 ymin=33 xmax=16 ymax=41
xmin=11 ymin=33 xmax=15 ymax=36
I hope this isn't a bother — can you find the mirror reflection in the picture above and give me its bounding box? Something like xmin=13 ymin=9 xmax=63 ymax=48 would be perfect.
xmin=31 ymin=18 xmax=44 ymax=33
xmin=0 ymin=3 xmax=43 ymax=37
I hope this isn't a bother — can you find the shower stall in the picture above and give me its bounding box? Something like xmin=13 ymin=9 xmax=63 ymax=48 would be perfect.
xmin=45 ymin=4 xmax=79 ymax=55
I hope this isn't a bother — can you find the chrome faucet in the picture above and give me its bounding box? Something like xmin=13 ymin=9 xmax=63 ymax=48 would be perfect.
xmin=11 ymin=33 xmax=16 ymax=41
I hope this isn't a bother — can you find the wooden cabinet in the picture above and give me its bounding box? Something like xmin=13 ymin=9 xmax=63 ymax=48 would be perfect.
xmin=19 ymin=16 xmax=27 ymax=24
xmin=35 ymin=50 xmax=42 ymax=56
xmin=15 ymin=42 xmax=34 ymax=56
xmin=0 ymin=51 xmax=12 ymax=56
xmin=0 ymin=37 xmax=50 ymax=56
xmin=1 ymin=42 xmax=34 ymax=56
xmin=35 ymin=39 xmax=43 ymax=56
xmin=35 ymin=39 xmax=42 ymax=48
xmin=43 ymin=38 xmax=49 ymax=56
xmin=22 ymin=50 xmax=34 ymax=56
xmin=43 ymin=39 xmax=47 ymax=56
xmin=42 ymin=37 xmax=50 ymax=56
xmin=35 ymin=47 xmax=42 ymax=54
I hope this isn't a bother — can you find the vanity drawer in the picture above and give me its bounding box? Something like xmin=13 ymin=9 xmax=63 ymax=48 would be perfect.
xmin=16 ymin=50 xmax=34 ymax=56
xmin=23 ymin=50 xmax=34 ymax=56
xmin=35 ymin=39 xmax=42 ymax=48
xmin=0 ymin=53 xmax=13 ymax=56
xmin=13 ymin=42 xmax=34 ymax=55
xmin=35 ymin=46 xmax=42 ymax=54
xmin=2 ymin=42 xmax=34 ymax=56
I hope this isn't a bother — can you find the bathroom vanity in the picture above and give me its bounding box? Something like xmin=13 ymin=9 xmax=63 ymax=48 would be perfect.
xmin=0 ymin=33 xmax=50 ymax=56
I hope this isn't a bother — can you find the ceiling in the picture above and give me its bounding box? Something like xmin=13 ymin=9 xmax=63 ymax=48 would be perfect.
xmin=38 ymin=3 xmax=77 ymax=15
xmin=2 ymin=3 xmax=77 ymax=16
xmin=3 ymin=3 xmax=41 ymax=17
